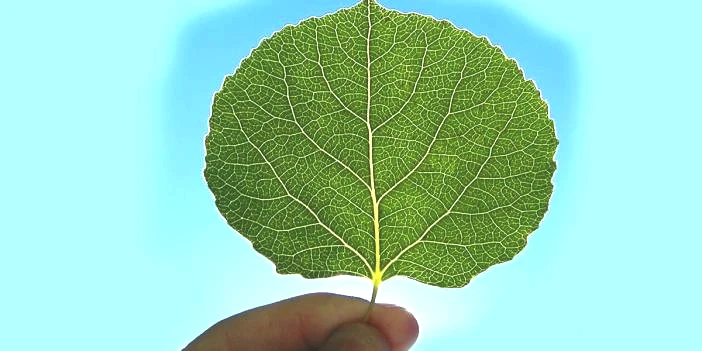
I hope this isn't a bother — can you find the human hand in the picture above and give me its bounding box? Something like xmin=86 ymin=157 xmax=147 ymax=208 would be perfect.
xmin=183 ymin=292 xmax=419 ymax=351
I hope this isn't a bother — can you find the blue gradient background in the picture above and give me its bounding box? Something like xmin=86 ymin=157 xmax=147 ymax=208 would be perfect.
xmin=1 ymin=0 xmax=700 ymax=350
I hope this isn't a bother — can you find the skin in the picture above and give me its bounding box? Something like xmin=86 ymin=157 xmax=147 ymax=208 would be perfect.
xmin=183 ymin=293 xmax=420 ymax=351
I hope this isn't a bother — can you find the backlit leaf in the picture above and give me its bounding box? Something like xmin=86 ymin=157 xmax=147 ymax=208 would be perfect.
xmin=204 ymin=0 xmax=558 ymax=298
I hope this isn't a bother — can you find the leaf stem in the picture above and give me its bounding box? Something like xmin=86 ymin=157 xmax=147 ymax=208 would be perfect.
xmin=362 ymin=275 xmax=380 ymax=322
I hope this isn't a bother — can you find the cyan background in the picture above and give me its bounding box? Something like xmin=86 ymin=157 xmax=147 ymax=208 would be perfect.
xmin=1 ymin=0 xmax=700 ymax=350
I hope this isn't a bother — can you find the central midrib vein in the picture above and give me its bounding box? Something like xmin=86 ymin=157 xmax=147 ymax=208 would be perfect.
xmin=365 ymin=0 xmax=383 ymax=290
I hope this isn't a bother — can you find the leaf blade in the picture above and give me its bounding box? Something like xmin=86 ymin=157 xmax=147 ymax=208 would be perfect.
xmin=205 ymin=0 xmax=558 ymax=289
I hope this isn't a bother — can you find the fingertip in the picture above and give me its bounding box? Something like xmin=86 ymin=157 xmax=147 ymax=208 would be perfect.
xmin=370 ymin=304 xmax=419 ymax=351
xmin=284 ymin=294 xmax=419 ymax=350
xmin=396 ymin=307 xmax=420 ymax=350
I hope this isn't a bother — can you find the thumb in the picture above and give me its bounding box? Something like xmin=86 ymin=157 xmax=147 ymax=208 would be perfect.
xmin=318 ymin=322 xmax=391 ymax=351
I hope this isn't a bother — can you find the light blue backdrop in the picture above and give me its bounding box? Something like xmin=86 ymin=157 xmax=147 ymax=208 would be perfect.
xmin=1 ymin=0 xmax=700 ymax=350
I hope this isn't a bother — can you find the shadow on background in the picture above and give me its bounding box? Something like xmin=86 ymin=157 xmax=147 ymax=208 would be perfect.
xmin=155 ymin=0 xmax=579 ymax=269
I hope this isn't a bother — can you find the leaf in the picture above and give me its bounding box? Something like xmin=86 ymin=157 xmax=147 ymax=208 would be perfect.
xmin=204 ymin=0 xmax=557 ymax=299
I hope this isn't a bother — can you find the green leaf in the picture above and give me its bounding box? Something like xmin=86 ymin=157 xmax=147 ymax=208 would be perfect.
xmin=204 ymin=0 xmax=557 ymax=295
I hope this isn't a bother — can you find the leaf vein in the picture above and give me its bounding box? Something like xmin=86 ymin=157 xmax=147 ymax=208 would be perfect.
xmin=229 ymin=109 xmax=373 ymax=274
